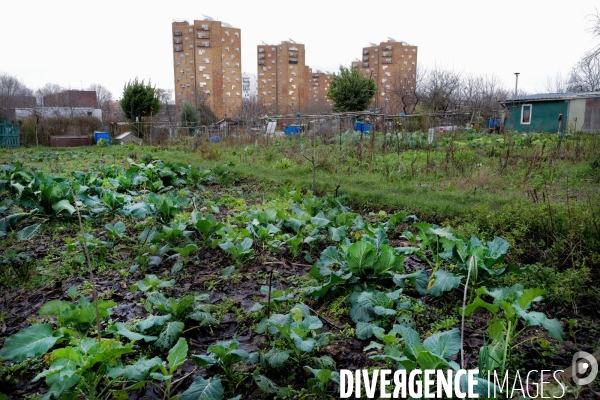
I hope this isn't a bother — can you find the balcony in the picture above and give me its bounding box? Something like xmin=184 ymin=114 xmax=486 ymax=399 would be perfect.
xmin=362 ymin=56 xmax=369 ymax=62
xmin=382 ymin=51 xmax=392 ymax=57
xmin=174 ymin=46 xmax=183 ymax=52
xmin=200 ymin=24 xmax=210 ymax=31
xmin=289 ymin=60 xmax=298 ymax=64
xmin=197 ymin=41 xmax=210 ymax=47
xmin=363 ymin=50 xmax=369 ymax=55
xmin=382 ymin=59 xmax=393 ymax=64
xmin=258 ymin=60 xmax=266 ymax=65
xmin=197 ymin=33 xmax=210 ymax=39
xmin=174 ymin=38 xmax=182 ymax=44
xmin=258 ymin=54 xmax=265 ymax=59
xmin=289 ymin=52 xmax=298 ymax=58
xmin=362 ymin=62 xmax=369 ymax=68
xmin=174 ymin=30 xmax=182 ymax=36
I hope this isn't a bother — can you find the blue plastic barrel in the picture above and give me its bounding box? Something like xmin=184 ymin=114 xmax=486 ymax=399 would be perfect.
xmin=210 ymin=136 xmax=221 ymax=142
xmin=486 ymin=119 xmax=500 ymax=129
xmin=94 ymin=131 xmax=110 ymax=144
xmin=362 ymin=123 xmax=371 ymax=134
xmin=355 ymin=122 xmax=363 ymax=132
xmin=284 ymin=126 xmax=300 ymax=135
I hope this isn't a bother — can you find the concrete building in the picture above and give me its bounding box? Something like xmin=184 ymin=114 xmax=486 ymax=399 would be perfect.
xmin=171 ymin=18 xmax=242 ymax=118
xmin=242 ymin=72 xmax=257 ymax=100
xmin=306 ymin=70 xmax=333 ymax=113
xmin=257 ymin=41 xmax=307 ymax=115
xmin=351 ymin=39 xmax=418 ymax=112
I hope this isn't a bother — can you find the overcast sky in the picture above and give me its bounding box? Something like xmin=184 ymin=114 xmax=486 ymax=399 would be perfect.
xmin=1 ymin=0 xmax=598 ymax=102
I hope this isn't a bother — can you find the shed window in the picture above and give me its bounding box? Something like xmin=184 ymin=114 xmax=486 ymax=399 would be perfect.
xmin=521 ymin=104 xmax=532 ymax=124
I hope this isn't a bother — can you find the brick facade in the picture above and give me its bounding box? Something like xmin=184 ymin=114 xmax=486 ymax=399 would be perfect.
xmin=172 ymin=19 xmax=242 ymax=118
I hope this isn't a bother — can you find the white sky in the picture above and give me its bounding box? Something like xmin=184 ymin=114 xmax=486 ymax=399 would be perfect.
xmin=1 ymin=0 xmax=598 ymax=102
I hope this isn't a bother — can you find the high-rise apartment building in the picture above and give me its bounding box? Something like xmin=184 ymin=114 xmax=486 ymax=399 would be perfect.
xmin=352 ymin=39 xmax=418 ymax=112
xmin=257 ymin=41 xmax=307 ymax=115
xmin=306 ymin=70 xmax=333 ymax=112
xmin=242 ymin=72 xmax=257 ymax=100
xmin=171 ymin=18 xmax=242 ymax=118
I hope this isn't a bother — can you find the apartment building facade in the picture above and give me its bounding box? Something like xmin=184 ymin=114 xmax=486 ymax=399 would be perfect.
xmin=242 ymin=72 xmax=257 ymax=100
xmin=171 ymin=18 xmax=242 ymax=118
xmin=306 ymin=70 xmax=333 ymax=113
xmin=351 ymin=39 xmax=418 ymax=112
xmin=257 ymin=41 xmax=307 ymax=115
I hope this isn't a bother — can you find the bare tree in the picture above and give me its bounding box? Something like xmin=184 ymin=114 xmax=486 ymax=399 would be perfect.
xmin=584 ymin=7 xmax=600 ymax=61
xmin=87 ymin=83 xmax=113 ymax=110
xmin=567 ymin=55 xmax=600 ymax=92
xmin=387 ymin=66 xmax=424 ymax=114
xmin=458 ymin=73 xmax=509 ymax=119
xmin=544 ymin=72 xmax=569 ymax=93
xmin=156 ymin=88 xmax=176 ymax=124
xmin=419 ymin=66 xmax=462 ymax=113
xmin=233 ymin=96 xmax=266 ymax=127
xmin=0 ymin=73 xmax=34 ymax=109
xmin=35 ymin=83 xmax=63 ymax=106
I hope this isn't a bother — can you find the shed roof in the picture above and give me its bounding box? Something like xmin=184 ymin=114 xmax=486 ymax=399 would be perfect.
xmin=503 ymin=91 xmax=600 ymax=103
xmin=115 ymin=131 xmax=131 ymax=140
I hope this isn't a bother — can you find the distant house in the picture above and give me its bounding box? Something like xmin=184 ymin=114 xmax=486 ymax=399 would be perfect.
xmin=502 ymin=92 xmax=600 ymax=133
xmin=43 ymin=90 xmax=99 ymax=108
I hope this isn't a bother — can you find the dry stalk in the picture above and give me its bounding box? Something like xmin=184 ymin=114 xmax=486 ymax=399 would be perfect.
xmin=70 ymin=185 xmax=102 ymax=341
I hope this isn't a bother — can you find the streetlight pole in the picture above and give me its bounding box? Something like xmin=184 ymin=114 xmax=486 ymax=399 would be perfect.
xmin=514 ymin=73 xmax=520 ymax=98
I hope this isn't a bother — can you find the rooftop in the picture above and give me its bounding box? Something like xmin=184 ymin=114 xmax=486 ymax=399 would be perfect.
xmin=504 ymin=91 xmax=600 ymax=102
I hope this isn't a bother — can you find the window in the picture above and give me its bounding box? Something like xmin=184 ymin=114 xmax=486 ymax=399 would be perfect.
xmin=199 ymin=49 xmax=205 ymax=55
xmin=201 ymin=24 xmax=209 ymax=30
xmin=203 ymin=57 xmax=210 ymax=63
xmin=521 ymin=104 xmax=532 ymax=124
xmin=175 ymin=46 xmax=183 ymax=52
xmin=199 ymin=66 xmax=206 ymax=71
xmin=174 ymin=30 xmax=182 ymax=36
